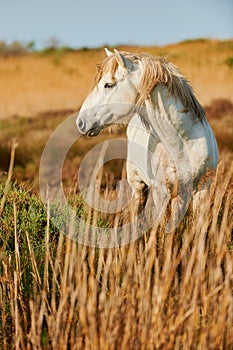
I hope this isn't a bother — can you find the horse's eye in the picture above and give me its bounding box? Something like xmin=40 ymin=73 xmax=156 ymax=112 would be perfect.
xmin=104 ymin=82 xmax=115 ymax=89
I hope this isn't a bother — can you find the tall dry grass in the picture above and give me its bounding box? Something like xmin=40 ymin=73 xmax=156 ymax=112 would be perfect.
xmin=0 ymin=152 xmax=232 ymax=349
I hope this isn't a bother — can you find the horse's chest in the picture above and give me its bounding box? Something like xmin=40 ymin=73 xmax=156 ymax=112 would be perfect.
xmin=127 ymin=126 xmax=173 ymax=187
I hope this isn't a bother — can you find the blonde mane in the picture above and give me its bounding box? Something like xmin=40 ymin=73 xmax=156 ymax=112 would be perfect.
xmin=95 ymin=52 xmax=205 ymax=121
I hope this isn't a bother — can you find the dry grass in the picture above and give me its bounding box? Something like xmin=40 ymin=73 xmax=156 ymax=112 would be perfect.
xmin=0 ymin=40 xmax=233 ymax=119
xmin=0 ymin=153 xmax=232 ymax=349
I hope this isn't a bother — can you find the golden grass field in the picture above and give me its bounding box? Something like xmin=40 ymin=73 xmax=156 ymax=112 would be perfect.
xmin=0 ymin=39 xmax=233 ymax=119
xmin=0 ymin=39 xmax=233 ymax=349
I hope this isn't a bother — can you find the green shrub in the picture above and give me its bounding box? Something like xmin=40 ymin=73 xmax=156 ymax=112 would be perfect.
xmin=225 ymin=56 xmax=233 ymax=68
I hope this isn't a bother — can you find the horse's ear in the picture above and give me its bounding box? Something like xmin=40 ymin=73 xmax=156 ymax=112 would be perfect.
xmin=105 ymin=48 xmax=113 ymax=57
xmin=114 ymin=49 xmax=135 ymax=72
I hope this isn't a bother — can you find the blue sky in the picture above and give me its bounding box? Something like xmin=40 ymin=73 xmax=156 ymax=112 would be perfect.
xmin=1 ymin=0 xmax=233 ymax=48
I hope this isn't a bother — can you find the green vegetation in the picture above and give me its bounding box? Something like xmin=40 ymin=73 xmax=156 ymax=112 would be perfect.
xmin=225 ymin=56 xmax=233 ymax=68
xmin=179 ymin=38 xmax=209 ymax=44
xmin=0 ymin=39 xmax=76 ymax=56
xmin=0 ymin=40 xmax=35 ymax=55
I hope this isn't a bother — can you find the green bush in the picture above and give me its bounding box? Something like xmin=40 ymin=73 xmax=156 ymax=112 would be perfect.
xmin=225 ymin=56 xmax=233 ymax=68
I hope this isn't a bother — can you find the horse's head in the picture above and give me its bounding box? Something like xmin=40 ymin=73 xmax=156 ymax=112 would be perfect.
xmin=76 ymin=49 xmax=142 ymax=137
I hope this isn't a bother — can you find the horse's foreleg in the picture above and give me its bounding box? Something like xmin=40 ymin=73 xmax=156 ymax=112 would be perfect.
xmin=127 ymin=167 xmax=148 ymax=218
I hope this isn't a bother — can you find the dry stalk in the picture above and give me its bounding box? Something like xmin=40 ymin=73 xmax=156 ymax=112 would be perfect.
xmin=0 ymin=138 xmax=18 ymax=216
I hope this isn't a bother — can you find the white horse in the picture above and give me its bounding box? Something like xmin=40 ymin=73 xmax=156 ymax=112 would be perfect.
xmin=76 ymin=48 xmax=218 ymax=229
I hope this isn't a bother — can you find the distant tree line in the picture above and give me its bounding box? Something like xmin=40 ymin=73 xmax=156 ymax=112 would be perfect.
xmin=0 ymin=40 xmax=37 ymax=55
xmin=0 ymin=38 xmax=76 ymax=55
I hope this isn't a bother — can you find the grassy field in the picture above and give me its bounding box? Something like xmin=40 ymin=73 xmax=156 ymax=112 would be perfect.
xmin=0 ymin=39 xmax=233 ymax=119
xmin=0 ymin=39 xmax=233 ymax=349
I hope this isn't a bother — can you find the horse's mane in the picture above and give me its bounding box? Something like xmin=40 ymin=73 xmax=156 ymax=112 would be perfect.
xmin=95 ymin=51 xmax=205 ymax=121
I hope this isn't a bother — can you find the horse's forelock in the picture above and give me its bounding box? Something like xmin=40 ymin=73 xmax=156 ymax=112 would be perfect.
xmin=94 ymin=52 xmax=140 ymax=85
xmin=94 ymin=56 xmax=119 ymax=85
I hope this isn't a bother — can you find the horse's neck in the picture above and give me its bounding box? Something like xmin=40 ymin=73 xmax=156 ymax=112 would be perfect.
xmin=150 ymin=85 xmax=189 ymax=127
xmin=127 ymin=113 xmax=150 ymax=141
xmin=128 ymin=85 xmax=191 ymax=146
xmin=145 ymin=84 xmax=205 ymax=143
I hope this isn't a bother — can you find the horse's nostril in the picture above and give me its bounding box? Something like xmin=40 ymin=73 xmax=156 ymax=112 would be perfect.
xmin=78 ymin=118 xmax=85 ymax=132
